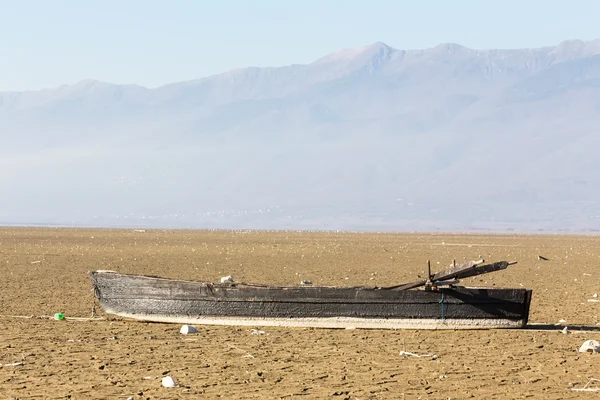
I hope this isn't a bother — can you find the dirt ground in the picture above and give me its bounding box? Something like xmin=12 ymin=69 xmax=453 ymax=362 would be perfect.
xmin=0 ymin=228 xmax=599 ymax=399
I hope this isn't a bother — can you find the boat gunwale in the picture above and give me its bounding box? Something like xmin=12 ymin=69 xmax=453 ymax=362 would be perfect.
xmin=89 ymin=270 xmax=530 ymax=293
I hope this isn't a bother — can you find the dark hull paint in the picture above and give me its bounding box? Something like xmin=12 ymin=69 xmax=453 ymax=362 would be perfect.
xmin=90 ymin=271 xmax=533 ymax=329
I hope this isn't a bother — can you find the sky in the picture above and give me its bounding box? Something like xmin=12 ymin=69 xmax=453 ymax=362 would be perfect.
xmin=1 ymin=0 xmax=599 ymax=91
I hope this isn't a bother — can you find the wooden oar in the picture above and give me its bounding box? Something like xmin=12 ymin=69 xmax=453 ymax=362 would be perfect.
xmin=450 ymin=261 xmax=516 ymax=280
xmin=386 ymin=259 xmax=485 ymax=291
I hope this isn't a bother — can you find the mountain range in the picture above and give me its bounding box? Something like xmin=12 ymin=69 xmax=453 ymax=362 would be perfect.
xmin=2 ymin=39 xmax=600 ymax=232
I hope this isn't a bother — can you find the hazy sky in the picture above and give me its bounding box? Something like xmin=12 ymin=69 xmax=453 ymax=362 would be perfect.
xmin=1 ymin=0 xmax=599 ymax=91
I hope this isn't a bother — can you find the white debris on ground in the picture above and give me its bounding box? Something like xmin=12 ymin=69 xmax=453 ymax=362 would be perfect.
xmin=300 ymin=280 xmax=312 ymax=285
xmin=562 ymin=326 xmax=570 ymax=334
xmin=180 ymin=325 xmax=198 ymax=334
xmin=250 ymin=329 xmax=266 ymax=335
xmin=578 ymin=340 xmax=600 ymax=353
xmin=162 ymin=376 xmax=177 ymax=387
xmin=572 ymin=378 xmax=600 ymax=392
xmin=0 ymin=362 xmax=24 ymax=367
xmin=399 ymin=350 xmax=438 ymax=359
xmin=220 ymin=275 xmax=234 ymax=283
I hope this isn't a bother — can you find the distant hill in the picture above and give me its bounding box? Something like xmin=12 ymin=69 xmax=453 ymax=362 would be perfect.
xmin=2 ymin=39 xmax=600 ymax=232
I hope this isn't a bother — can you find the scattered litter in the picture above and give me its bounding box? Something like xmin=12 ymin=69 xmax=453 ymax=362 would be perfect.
xmin=300 ymin=280 xmax=312 ymax=285
xmin=30 ymin=260 xmax=41 ymax=264
xmin=593 ymin=293 xmax=598 ymax=298
xmin=62 ymin=316 xmax=103 ymax=321
xmin=228 ymin=344 xmax=255 ymax=358
xmin=399 ymin=351 xmax=438 ymax=359
xmin=220 ymin=275 xmax=234 ymax=283
xmin=180 ymin=325 xmax=198 ymax=335
xmin=0 ymin=314 xmax=104 ymax=322
xmin=250 ymin=329 xmax=266 ymax=335
xmin=589 ymin=299 xmax=600 ymax=303
xmin=54 ymin=312 xmax=64 ymax=321
xmin=537 ymin=255 xmax=550 ymax=261
xmin=562 ymin=326 xmax=570 ymax=335
xmin=578 ymin=340 xmax=600 ymax=353
xmin=558 ymin=319 xmax=567 ymax=324
xmin=0 ymin=362 xmax=24 ymax=367
xmin=133 ymin=229 xmax=146 ymax=233
xmin=572 ymin=378 xmax=600 ymax=392
xmin=161 ymin=376 xmax=177 ymax=387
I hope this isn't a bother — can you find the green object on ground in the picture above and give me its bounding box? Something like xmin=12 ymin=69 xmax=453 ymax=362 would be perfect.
xmin=54 ymin=312 xmax=64 ymax=320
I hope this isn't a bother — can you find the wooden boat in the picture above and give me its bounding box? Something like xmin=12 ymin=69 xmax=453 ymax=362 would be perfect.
xmin=89 ymin=260 xmax=532 ymax=330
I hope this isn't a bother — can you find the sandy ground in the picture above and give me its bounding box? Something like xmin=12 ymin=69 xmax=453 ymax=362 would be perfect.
xmin=0 ymin=228 xmax=599 ymax=399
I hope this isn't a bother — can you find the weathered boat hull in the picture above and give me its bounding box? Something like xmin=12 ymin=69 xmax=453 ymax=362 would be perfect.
xmin=90 ymin=271 xmax=532 ymax=330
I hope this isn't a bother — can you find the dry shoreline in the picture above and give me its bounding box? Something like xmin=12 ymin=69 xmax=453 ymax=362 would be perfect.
xmin=1 ymin=228 xmax=599 ymax=399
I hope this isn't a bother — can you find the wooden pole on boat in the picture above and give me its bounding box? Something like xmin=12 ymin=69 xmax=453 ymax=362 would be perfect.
xmin=427 ymin=260 xmax=432 ymax=280
xmin=386 ymin=259 xmax=490 ymax=291
xmin=425 ymin=260 xmax=433 ymax=290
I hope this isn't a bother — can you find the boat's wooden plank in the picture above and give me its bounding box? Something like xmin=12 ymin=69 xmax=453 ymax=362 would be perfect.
xmin=99 ymin=287 xmax=530 ymax=305
xmin=100 ymin=295 xmax=530 ymax=320
xmin=91 ymin=273 xmax=530 ymax=304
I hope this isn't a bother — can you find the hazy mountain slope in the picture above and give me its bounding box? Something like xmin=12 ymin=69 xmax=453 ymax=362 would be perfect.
xmin=1 ymin=39 xmax=600 ymax=231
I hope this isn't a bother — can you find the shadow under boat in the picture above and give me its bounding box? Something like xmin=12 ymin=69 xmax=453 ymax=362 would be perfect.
xmin=524 ymin=324 xmax=600 ymax=332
